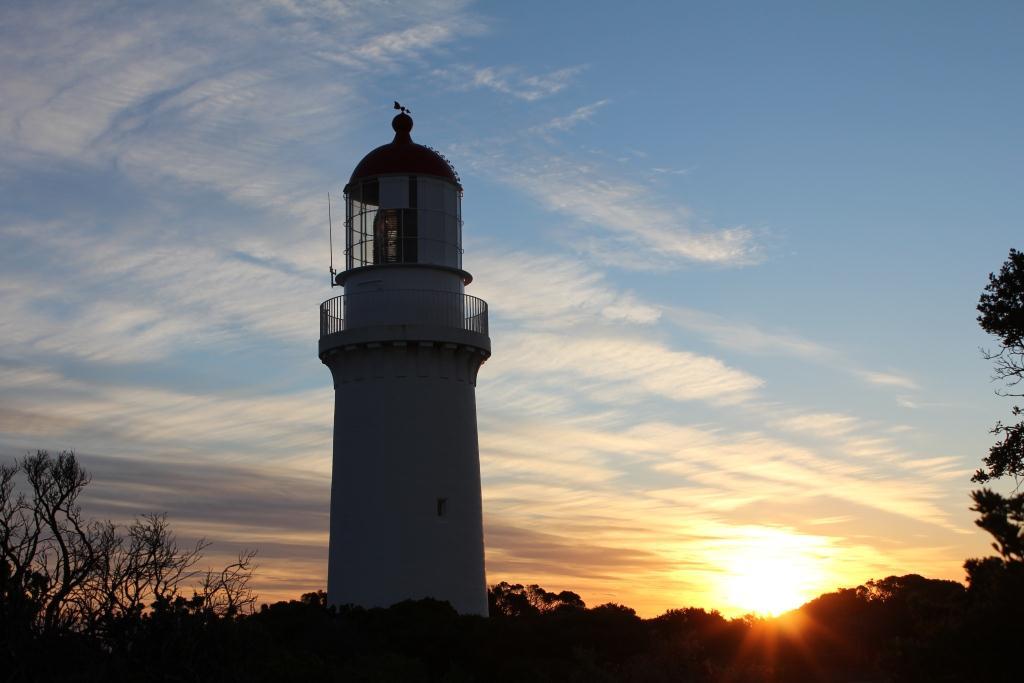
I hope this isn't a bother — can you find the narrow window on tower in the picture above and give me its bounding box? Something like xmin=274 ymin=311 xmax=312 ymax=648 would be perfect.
xmin=436 ymin=497 xmax=448 ymax=517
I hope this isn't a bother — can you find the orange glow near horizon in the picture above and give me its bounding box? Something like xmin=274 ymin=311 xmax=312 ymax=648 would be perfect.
xmin=715 ymin=528 xmax=830 ymax=616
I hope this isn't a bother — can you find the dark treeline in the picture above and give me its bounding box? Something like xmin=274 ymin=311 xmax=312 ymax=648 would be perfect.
xmin=4 ymin=572 xmax=1024 ymax=682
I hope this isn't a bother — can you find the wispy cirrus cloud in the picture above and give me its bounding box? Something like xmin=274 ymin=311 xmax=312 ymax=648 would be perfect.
xmin=651 ymin=166 xmax=693 ymax=176
xmin=491 ymin=331 xmax=763 ymax=406
xmin=511 ymin=160 xmax=757 ymax=266
xmin=860 ymin=370 xmax=919 ymax=391
xmin=0 ymin=220 xmax=320 ymax=364
xmin=666 ymin=306 xmax=832 ymax=359
xmin=0 ymin=0 xmax=480 ymax=218
xmin=665 ymin=306 xmax=925 ymax=398
xmin=459 ymin=148 xmax=760 ymax=268
xmin=529 ymin=99 xmax=610 ymax=134
xmin=443 ymin=78 xmax=760 ymax=269
xmin=348 ymin=23 xmax=467 ymax=65
xmin=463 ymin=248 xmax=761 ymax=407
xmin=0 ymin=362 xmax=331 ymax=464
xmin=467 ymin=247 xmax=661 ymax=326
xmin=774 ymin=412 xmax=860 ymax=438
xmin=434 ymin=64 xmax=585 ymax=101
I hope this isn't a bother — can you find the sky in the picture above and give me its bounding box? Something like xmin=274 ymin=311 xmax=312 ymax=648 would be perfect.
xmin=1 ymin=0 xmax=1022 ymax=617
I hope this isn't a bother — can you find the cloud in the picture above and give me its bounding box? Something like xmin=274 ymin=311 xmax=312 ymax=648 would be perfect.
xmin=666 ymin=307 xmax=926 ymax=401
xmin=637 ymin=423 xmax=963 ymax=533
xmin=481 ymin=405 xmax=968 ymax=533
xmin=436 ymin=64 xmax=585 ymax=101
xmin=17 ymin=449 xmax=331 ymax=605
xmin=482 ymin=414 xmax=969 ymax=537
xmin=0 ymin=0 xmax=481 ymax=221
xmin=529 ymin=100 xmax=610 ymax=134
xmin=0 ymin=360 xmax=332 ymax=466
xmin=349 ymin=23 xmax=462 ymax=65
xmin=774 ymin=412 xmax=860 ymax=438
xmin=490 ymin=331 xmax=764 ymax=406
xmin=467 ymin=248 xmax=661 ymax=327
xmin=666 ymin=306 xmax=832 ymax=359
xmin=458 ymin=149 xmax=759 ymax=268
xmin=445 ymin=86 xmax=759 ymax=269
xmin=0 ymin=221 xmax=321 ymax=364
xmin=860 ymin=370 xmax=919 ymax=391
xmin=651 ymin=166 xmax=692 ymax=175
xmin=82 ymin=451 xmax=329 ymax=540
xmin=485 ymin=521 xmax=660 ymax=582
xmin=464 ymin=247 xmax=764 ymax=416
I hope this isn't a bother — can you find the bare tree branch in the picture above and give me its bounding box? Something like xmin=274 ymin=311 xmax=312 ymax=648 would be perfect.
xmin=0 ymin=450 xmax=258 ymax=641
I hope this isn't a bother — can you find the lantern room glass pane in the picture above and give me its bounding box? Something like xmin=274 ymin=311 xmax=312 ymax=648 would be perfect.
xmin=372 ymin=209 xmax=399 ymax=263
xmin=361 ymin=179 xmax=379 ymax=207
xmin=345 ymin=176 xmax=461 ymax=269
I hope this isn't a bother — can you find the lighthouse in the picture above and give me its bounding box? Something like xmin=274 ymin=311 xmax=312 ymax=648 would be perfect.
xmin=318 ymin=108 xmax=491 ymax=615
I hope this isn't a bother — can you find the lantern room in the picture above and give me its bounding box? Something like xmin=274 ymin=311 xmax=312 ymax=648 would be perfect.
xmin=342 ymin=112 xmax=463 ymax=274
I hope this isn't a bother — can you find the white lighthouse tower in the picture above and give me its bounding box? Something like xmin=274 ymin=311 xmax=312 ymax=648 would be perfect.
xmin=318 ymin=108 xmax=490 ymax=615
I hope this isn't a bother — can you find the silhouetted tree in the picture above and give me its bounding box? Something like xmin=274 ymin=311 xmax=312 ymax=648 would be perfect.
xmin=970 ymin=249 xmax=1024 ymax=567
xmin=976 ymin=248 xmax=1024 ymax=394
xmin=969 ymin=488 xmax=1024 ymax=562
xmin=958 ymin=248 xmax=1024 ymax=683
xmin=488 ymin=581 xmax=586 ymax=617
xmin=0 ymin=449 xmax=256 ymax=676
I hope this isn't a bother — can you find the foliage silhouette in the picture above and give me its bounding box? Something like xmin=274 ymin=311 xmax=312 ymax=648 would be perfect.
xmin=967 ymin=250 xmax=1024 ymax=561
xmin=0 ymin=450 xmax=256 ymax=681
xmin=957 ymin=247 xmax=1024 ymax=683
xmin=488 ymin=581 xmax=586 ymax=617
xmin=7 ymin=566 xmax=1020 ymax=681
xmin=973 ymin=248 xmax=1024 ymax=491
xmin=976 ymin=248 xmax=1024 ymax=393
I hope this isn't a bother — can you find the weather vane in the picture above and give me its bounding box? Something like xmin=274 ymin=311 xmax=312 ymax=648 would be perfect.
xmin=393 ymin=101 xmax=411 ymax=114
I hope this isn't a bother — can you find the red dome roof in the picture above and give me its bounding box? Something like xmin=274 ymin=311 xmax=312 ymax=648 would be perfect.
xmin=348 ymin=113 xmax=460 ymax=187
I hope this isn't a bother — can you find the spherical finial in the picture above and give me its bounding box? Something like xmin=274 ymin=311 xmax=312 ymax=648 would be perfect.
xmin=392 ymin=101 xmax=413 ymax=142
xmin=392 ymin=112 xmax=413 ymax=136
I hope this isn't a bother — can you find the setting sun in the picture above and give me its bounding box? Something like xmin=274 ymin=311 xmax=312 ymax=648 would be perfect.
xmin=718 ymin=528 xmax=829 ymax=616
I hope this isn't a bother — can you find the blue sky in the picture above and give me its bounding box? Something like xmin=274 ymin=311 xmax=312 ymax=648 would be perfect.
xmin=1 ymin=0 xmax=1021 ymax=615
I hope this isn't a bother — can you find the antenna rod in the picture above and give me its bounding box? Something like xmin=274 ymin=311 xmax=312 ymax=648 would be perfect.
xmin=328 ymin=192 xmax=335 ymax=281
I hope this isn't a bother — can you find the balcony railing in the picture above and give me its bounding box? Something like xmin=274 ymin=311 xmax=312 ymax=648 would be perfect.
xmin=320 ymin=290 xmax=488 ymax=339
